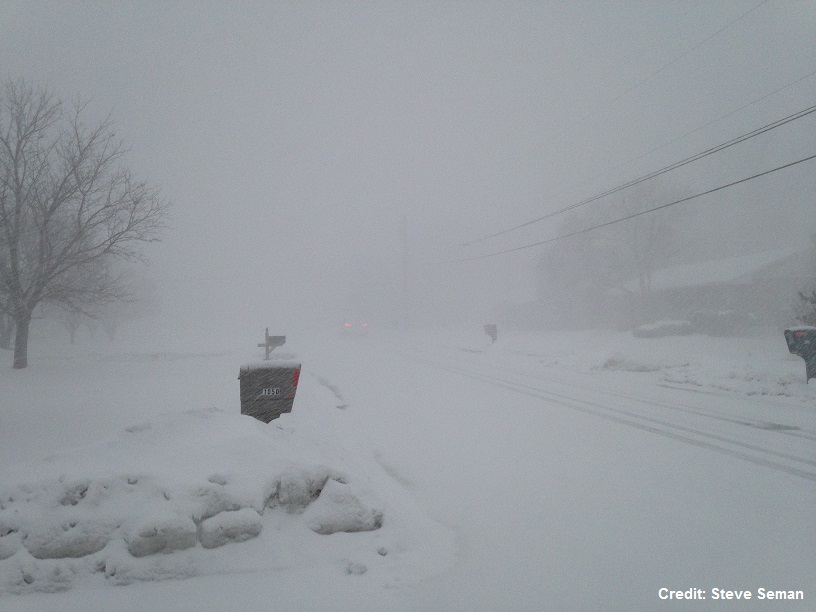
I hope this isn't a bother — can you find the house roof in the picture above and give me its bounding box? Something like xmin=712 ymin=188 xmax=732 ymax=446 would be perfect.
xmin=626 ymin=247 xmax=813 ymax=292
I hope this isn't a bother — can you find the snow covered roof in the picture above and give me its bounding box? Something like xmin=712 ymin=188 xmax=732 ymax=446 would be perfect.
xmin=626 ymin=248 xmax=813 ymax=292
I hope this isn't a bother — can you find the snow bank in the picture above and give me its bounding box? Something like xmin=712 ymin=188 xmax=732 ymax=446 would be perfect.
xmin=488 ymin=328 xmax=816 ymax=402
xmin=0 ymin=397 xmax=453 ymax=596
xmin=302 ymin=479 xmax=384 ymax=535
xmin=198 ymin=508 xmax=262 ymax=549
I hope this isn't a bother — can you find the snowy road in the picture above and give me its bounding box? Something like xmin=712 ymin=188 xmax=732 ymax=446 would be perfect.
xmin=305 ymin=334 xmax=815 ymax=610
xmin=399 ymin=342 xmax=816 ymax=484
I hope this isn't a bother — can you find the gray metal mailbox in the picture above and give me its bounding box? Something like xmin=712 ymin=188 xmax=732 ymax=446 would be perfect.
xmin=239 ymin=360 xmax=301 ymax=423
xmin=484 ymin=323 xmax=497 ymax=344
xmin=784 ymin=326 xmax=816 ymax=383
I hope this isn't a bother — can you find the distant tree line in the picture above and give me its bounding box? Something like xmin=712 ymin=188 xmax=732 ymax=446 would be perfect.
xmin=0 ymin=77 xmax=168 ymax=368
xmin=535 ymin=181 xmax=686 ymax=328
xmin=535 ymin=181 xmax=815 ymax=330
xmin=797 ymin=290 xmax=816 ymax=326
xmin=795 ymin=234 xmax=816 ymax=326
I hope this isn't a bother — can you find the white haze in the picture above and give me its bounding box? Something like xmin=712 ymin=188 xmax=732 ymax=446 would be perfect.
xmin=1 ymin=1 xmax=815 ymax=348
xmin=1 ymin=4 xmax=816 ymax=610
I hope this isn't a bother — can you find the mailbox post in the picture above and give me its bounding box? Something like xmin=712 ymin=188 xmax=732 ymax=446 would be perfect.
xmin=484 ymin=323 xmax=497 ymax=344
xmin=783 ymin=326 xmax=816 ymax=383
xmin=239 ymin=360 xmax=301 ymax=423
xmin=257 ymin=328 xmax=286 ymax=360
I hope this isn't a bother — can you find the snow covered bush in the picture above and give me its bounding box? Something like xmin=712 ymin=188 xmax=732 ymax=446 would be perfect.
xmin=632 ymin=320 xmax=691 ymax=338
xmin=197 ymin=509 xmax=263 ymax=549
xmin=0 ymin=408 xmax=389 ymax=595
xmin=302 ymin=479 xmax=384 ymax=535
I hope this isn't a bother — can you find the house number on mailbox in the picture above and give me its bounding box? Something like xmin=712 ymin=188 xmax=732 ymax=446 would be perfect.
xmin=261 ymin=388 xmax=282 ymax=396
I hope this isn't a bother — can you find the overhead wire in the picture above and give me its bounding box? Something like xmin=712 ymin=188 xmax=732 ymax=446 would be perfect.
xmin=461 ymin=0 xmax=810 ymax=249
xmin=463 ymin=100 xmax=816 ymax=246
xmin=561 ymin=0 xmax=772 ymax=137
xmin=578 ymin=68 xmax=816 ymax=199
xmin=452 ymin=152 xmax=816 ymax=263
xmin=446 ymin=0 xmax=809 ymax=265
xmin=472 ymin=68 xmax=816 ymax=247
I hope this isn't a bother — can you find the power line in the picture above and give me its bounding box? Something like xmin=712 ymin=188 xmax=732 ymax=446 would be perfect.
xmin=545 ymin=0 xmax=772 ymax=147
xmin=599 ymin=0 xmax=772 ymax=113
xmin=452 ymin=152 xmax=816 ymax=263
xmin=548 ymin=68 xmax=816 ymax=221
xmin=463 ymin=101 xmax=816 ymax=246
xmin=457 ymin=0 xmax=798 ymax=252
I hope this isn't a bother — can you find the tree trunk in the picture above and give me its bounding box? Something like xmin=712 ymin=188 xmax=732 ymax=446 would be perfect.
xmin=13 ymin=311 xmax=32 ymax=369
xmin=0 ymin=316 xmax=13 ymax=350
xmin=104 ymin=320 xmax=117 ymax=342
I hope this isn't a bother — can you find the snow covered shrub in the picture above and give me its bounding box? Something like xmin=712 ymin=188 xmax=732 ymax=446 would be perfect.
xmin=198 ymin=508 xmax=263 ymax=549
xmin=302 ymin=479 xmax=383 ymax=535
xmin=270 ymin=465 xmax=341 ymax=512
xmin=124 ymin=515 xmax=198 ymax=557
xmin=633 ymin=320 xmax=691 ymax=338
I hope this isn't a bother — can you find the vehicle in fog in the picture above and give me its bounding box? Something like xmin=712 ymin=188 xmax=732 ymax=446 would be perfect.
xmin=341 ymin=319 xmax=369 ymax=337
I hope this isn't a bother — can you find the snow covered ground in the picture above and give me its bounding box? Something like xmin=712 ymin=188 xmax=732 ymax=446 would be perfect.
xmin=1 ymin=326 xmax=814 ymax=610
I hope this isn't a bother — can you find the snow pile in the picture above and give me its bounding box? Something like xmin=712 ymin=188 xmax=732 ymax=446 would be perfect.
xmin=302 ymin=479 xmax=383 ymax=535
xmin=491 ymin=328 xmax=816 ymax=403
xmin=658 ymin=362 xmax=805 ymax=397
xmin=599 ymin=356 xmax=664 ymax=372
xmin=632 ymin=320 xmax=692 ymax=338
xmin=0 ymin=400 xmax=450 ymax=596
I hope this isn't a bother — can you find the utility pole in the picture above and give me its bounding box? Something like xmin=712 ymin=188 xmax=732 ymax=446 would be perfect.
xmin=401 ymin=215 xmax=409 ymax=328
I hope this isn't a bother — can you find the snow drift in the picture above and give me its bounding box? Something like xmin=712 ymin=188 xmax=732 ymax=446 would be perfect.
xmin=0 ymin=399 xmax=452 ymax=596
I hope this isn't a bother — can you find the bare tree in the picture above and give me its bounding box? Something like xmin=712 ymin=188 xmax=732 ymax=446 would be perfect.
xmin=796 ymin=290 xmax=816 ymax=326
xmin=0 ymin=193 xmax=10 ymax=350
xmin=0 ymin=78 xmax=168 ymax=368
xmin=82 ymin=266 xmax=162 ymax=343
xmin=43 ymin=258 xmax=120 ymax=344
xmin=593 ymin=182 xmax=684 ymax=294
xmin=0 ymin=306 xmax=13 ymax=350
xmin=794 ymin=233 xmax=816 ymax=326
xmin=55 ymin=306 xmax=84 ymax=345
xmin=536 ymin=180 xmax=687 ymax=328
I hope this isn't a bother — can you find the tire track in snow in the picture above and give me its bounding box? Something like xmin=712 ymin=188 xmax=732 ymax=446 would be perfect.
xmin=315 ymin=375 xmax=349 ymax=410
xmin=421 ymin=340 xmax=816 ymax=442
xmin=397 ymin=349 xmax=816 ymax=483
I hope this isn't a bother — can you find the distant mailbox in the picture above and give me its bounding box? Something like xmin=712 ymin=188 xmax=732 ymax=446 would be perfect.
xmin=484 ymin=324 xmax=497 ymax=344
xmin=239 ymin=360 xmax=301 ymax=423
xmin=783 ymin=326 xmax=816 ymax=383
xmin=257 ymin=328 xmax=286 ymax=360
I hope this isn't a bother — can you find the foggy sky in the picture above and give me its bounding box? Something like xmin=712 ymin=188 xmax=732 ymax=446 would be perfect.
xmin=2 ymin=1 xmax=814 ymax=346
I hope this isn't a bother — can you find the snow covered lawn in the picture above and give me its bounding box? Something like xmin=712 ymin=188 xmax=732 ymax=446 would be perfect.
xmin=1 ymin=327 xmax=814 ymax=610
xmin=0 ymin=339 xmax=454 ymax=609
xmin=434 ymin=326 xmax=816 ymax=402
